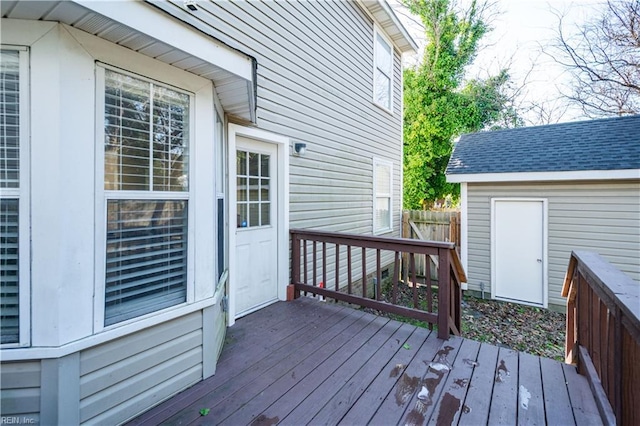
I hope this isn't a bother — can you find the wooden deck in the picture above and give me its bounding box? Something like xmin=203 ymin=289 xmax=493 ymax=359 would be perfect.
xmin=128 ymin=298 xmax=602 ymax=425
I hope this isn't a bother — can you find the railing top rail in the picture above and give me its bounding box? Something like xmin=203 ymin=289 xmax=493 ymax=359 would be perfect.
xmin=290 ymin=228 xmax=456 ymax=251
xmin=566 ymin=250 xmax=640 ymax=331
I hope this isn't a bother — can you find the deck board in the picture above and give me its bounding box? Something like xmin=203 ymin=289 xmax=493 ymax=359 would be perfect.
xmin=541 ymin=356 xmax=576 ymax=425
xmin=127 ymin=299 xmax=602 ymax=426
xmin=517 ymin=352 xmax=545 ymax=426
xmin=457 ymin=343 xmax=500 ymax=425
xmin=427 ymin=338 xmax=481 ymax=425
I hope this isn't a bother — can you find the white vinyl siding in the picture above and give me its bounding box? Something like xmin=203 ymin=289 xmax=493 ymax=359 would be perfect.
xmin=466 ymin=180 xmax=640 ymax=307
xmin=373 ymin=158 xmax=393 ymax=234
xmin=157 ymin=0 xmax=403 ymax=236
xmin=373 ymin=26 xmax=393 ymax=112
xmin=79 ymin=312 xmax=202 ymax=424
xmin=99 ymin=67 xmax=193 ymax=327
xmin=0 ymin=47 xmax=29 ymax=347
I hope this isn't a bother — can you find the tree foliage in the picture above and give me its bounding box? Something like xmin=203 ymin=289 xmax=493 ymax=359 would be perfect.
xmin=402 ymin=0 xmax=520 ymax=209
xmin=547 ymin=0 xmax=640 ymax=117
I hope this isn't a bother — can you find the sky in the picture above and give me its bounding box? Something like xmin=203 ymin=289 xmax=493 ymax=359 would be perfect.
xmin=391 ymin=0 xmax=601 ymax=124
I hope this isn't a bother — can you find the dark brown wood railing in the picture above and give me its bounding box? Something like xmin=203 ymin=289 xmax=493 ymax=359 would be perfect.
xmin=289 ymin=229 xmax=466 ymax=340
xmin=563 ymin=251 xmax=640 ymax=426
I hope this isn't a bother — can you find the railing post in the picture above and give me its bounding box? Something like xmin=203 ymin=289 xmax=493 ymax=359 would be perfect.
xmin=289 ymin=231 xmax=300 ymax=300
xmin=437 ymin=247 xmax=450 ymax=339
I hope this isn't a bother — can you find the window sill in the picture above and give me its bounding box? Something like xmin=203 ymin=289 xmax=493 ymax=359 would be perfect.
xmin=0 ymin=297 xmax=218 ymax=361
xmin=374 ymin=228 xmax=394 ymax=236
xmin=373 ymin=100 xmax=394 ymax=116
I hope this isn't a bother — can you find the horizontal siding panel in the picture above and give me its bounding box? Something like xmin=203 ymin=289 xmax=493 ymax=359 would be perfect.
xmin=0 ymin=387 xmax=39 ymax=415
xmin=0 ymin=361 xmax=41 ymax=388
xmin=80 ymin=312 xmax=201 ymax=375
xmin=83 ymin=365 xmax=201 ymax=426
xmin=258 ymin=92 xmax=399 ymax=157
xmin=548 ymin=228 xmax=640 ymax=244
xmin=80 ymin=329 xmax=202 ymax=399
xmin=80 ymin=347 xmax=202 ymax=422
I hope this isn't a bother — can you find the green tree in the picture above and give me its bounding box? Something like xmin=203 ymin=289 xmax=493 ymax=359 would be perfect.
xmin=403 ymin=0 xmax=520 ymax=209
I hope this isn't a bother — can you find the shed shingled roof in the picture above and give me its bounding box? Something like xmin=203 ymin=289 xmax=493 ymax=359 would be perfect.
xmin=446 ymin=115 xmax=640 ymax=175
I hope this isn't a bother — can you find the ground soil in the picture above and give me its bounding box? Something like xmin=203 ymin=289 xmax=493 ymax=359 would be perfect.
xmin=362 ymin=283 xmax=566 ymax=361
xmin=460 ymin=295 xmax=566 ymax=361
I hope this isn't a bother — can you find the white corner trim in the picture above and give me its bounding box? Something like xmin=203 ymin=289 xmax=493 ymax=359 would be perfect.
xmin=227 ymin=124 xmax=290 ymax=327
xmin=447 ymin=169 xmax=640 ymax=183
xmin=460 ymin=183 xmax=468 ymax=290
xmin=74 ymin=0 xmax=253 ymax=81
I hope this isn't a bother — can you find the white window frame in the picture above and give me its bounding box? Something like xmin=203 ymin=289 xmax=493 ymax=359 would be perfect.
xmin=94 ymin=64 xmax=197 ymax=332
xmin=373 ymin=26 xmax=394 ymax=113
xmin=373 ymin=157 xmax=393 ymax=235
xmin=0 ymin=46 xmax=30 ymax=348
xmin=214 ymin=107 xmax=228 ymax=299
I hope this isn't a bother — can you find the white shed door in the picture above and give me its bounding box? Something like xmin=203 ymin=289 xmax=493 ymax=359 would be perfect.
xmin=235 ymin=138 xmax=278 ymax=317
xmin=493 ymin=200 xmax=544 ymax=306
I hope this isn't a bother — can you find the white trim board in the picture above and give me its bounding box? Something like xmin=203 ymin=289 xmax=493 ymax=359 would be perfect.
xmin=447 ymin=169 xmax=640 ymax=183
xmin=459 ymin=182 xmax=468 ymax=290
xmin=227 ymin=124 xmax=290 ymax=327
xmin=75 ymin=0 xmax=253 ymax=81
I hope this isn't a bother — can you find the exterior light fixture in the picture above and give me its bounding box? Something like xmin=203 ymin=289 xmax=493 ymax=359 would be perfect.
xmin=294 ymin=142 xmax=307 ymax=156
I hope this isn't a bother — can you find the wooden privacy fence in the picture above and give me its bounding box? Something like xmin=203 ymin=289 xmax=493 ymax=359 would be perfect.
xmin=402 ymin=210 xmax=461 ymax=279
xmin=289 ymin=229 xmax=466 ymax=340
xmin=402 ymin=210 xmax=460 ymax=249
xmin=563 ymin=251 xmax=640 ymax=426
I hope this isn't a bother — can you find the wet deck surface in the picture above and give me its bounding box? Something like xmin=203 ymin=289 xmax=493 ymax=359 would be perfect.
xmin=129 ymin=298 xmax=602 ymax=425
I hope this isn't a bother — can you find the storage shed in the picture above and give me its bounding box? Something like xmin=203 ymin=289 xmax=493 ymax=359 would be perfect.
xmin=446 ymin=115 xmax=640 ymax=310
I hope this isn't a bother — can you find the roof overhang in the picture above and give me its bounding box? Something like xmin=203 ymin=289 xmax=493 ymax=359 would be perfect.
xmin=446 ymin=169 xmax=640 ymax=183
xmin=0 ymin=0 xmax=257 ymax=123
xmin=359 ymin=0 xmax=418 ymax=54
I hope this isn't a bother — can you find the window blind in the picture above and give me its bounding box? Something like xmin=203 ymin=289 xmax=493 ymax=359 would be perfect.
xmin=105 ymin=200 xmax=187 ymax=326
xmin=0 ymin=49 xmax=20 ymax=344
xmin=0 ymin=199 xmax=19 ymax=343
xmin=104 ymin=70 xmax=189 ymax=192
xmin=374 ymin=161 xmax=392 ymax=232
xmin=0 ymin=50 xmax=20 ymax=189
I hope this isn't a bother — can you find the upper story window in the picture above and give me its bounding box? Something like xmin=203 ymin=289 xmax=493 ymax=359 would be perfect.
xmin=102 ymin=67 xmax=191 ymax=326
xmin=0 ymin=47 xmax=30 ymax=346
xmin=373 ymin=27 xmax=393 ymax=112
xmin=373 ymin=158 xmax=393 ymax=234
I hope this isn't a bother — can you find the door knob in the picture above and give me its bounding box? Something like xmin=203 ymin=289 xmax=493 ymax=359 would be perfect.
xmin=537 ymin=259 xmax=542 ymax=263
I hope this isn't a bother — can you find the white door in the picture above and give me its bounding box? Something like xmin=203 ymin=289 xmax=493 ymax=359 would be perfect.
xmin=493 ymin=199 xmax=545 ymax=306
xmin=234 ymin=137 xmax=278 ymax=317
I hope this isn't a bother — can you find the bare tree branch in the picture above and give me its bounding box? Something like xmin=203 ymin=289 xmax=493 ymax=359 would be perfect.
xmin=542 ymin=0 xmax=640 ymax=117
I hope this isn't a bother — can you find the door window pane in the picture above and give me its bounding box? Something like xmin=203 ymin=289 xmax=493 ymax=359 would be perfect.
xmin=237 ymin=150 xmax=271 ymax=228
